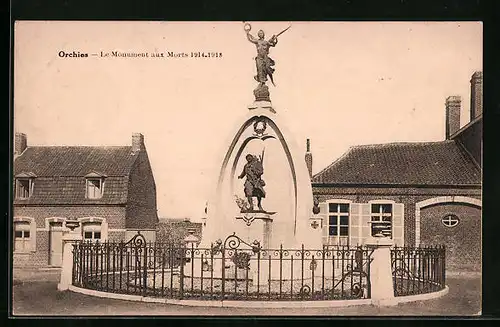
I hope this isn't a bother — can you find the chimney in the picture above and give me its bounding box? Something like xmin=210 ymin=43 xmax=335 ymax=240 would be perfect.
xmin=131 ymin=133 xmax=144 ymax=152
xmin=470 ymin=71 xmax=483 ymax=120
xmin=445 ymin=96 xmax=461 ymax=139
xmin=14 ymin=133 xmax=27 ymax=155
xmin=305 ymin=139 xmax=313 ymax=178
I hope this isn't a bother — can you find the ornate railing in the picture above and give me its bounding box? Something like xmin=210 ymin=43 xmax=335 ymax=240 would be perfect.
xmin=72 ymin=232 xmax=374 ymax=301
xmin=391 ymin=245 xmax=446 ymax=297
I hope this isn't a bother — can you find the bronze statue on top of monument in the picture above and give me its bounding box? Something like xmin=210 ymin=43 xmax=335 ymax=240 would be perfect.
xmin=244 ymin=23 xmax=291 ymax=102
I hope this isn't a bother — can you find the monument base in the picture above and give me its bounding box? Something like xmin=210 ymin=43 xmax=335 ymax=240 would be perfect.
xmin=235 ymin=212 xmax=275 ymax=249
xmin=248 ymin=101 xmax=276 ymax=113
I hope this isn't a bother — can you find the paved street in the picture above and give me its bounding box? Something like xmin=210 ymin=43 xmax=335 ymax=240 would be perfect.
xmin=11 ymin=268 xmax=480 ymax=316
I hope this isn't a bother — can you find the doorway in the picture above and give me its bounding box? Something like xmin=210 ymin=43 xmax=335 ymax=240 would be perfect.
xmin=49 ymin=221 xmax=64 ymax=266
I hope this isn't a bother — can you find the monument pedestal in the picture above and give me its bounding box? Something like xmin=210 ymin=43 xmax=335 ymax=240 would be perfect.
xmin=235 ymin=212 xmax=274 ymax=287
xmin=248 ymin=101 xmax=276 ymax=113
xmin=236 ymin=211 xmax=274 ymax=249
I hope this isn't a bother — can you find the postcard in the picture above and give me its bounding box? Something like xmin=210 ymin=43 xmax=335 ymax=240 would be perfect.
xmin=12 ymin=21 xmax=482 ymax=316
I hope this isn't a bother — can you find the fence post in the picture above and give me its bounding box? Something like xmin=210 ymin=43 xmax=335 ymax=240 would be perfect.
xmin=143 ymin=242 xmax=148 ymax=296
xmin=365 ymin=235 xmax=396 ymax=306
xmin=57 ymin=222 xmax=82 ymax=291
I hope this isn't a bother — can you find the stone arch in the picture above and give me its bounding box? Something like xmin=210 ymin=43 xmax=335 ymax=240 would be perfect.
xmin=218 ymin=114 xmax=299 ymax=234
xmin=415 ymin=196 xmax=481 ymax=246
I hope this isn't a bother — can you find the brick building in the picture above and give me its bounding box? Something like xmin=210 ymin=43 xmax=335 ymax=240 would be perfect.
xmin=13 ymin=133 xmax=159 ymax=268
xmin=309 ymin=72 xmax=482 ymax=272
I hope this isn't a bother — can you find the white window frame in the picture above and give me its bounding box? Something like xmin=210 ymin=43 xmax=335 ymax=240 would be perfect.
xmin=14 ymin=221 xmax=31 ymax=252
xmin=323 ymin=200 xmax=352 ymax=246
xmin=16 ymin=178 xmax=34 ymax=199
xmin=369 ymin=200 xmax=395 ymax=238
xmin=327 ymin=202 xmax=350 ymax=237
xmin=85 ymin=178 xmax=104 ymax=199
xmin=78 ymin=217 xmax=108 ymax=242
xmin=442 ymin=214 xmax=460 ymax=227
xmin=13 ymin=217 xmax=36 ymax=253
xmin=82 ymin=222 xmax=102 ymax=241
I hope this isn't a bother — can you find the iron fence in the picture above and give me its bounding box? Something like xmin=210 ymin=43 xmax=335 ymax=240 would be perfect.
xmin=72 ymin=232 xmax=374 ymax=301
xmin=391 ymin=245 xmax=446 ymax=297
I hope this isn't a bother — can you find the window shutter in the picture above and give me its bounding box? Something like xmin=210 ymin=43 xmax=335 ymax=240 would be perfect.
xmin=392 ymin=203 xmax=404 ymax=246
xmin=102 ymin=220 xmax=108 ymax=241
xmin=320 ymin=202 xmax=328 ymax=245
xmin=30 ymin=221 xmax=36 ymax=251
xmin=349 ymin=203 xmax=361 ymax=246
xmin=360 ymin=203 xmax=371 ymax=244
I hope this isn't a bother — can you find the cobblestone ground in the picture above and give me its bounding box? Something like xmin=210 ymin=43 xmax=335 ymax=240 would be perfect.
xmin=11 ymin=268 xmax=481 ymax=316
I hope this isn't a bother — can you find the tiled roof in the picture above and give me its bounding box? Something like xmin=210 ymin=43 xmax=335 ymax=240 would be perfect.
xmin=312 ymin=140 xmax=481 ymax=186
xmin=14 ymin=146 xmax=139 ymax=205
xmin=14 ymin=146 xmax=138 ymax=177
xmin=14 ymin=176 xmax=129 ymax=205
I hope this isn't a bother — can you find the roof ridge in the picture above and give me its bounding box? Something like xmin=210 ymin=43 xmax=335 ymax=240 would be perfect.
xmin=453 ymin=139 xmax=482 ymax=171
xmin=350 ymin=140 xmax=454 ymax=149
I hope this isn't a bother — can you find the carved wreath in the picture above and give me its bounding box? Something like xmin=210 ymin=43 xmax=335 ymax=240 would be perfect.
xmin=253 ymin=119 xmax=267 ymax=136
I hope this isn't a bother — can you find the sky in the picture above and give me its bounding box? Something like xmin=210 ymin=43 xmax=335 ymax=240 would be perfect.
xmin=14 ymin=21 xmax=482 ymax=221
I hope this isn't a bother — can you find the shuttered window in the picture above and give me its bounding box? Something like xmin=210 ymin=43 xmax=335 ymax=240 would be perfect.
xmin=371 ymin=203 xmax=393 ymax=237
xmin=14 ymin=221 xmax=32 ymax=252
xmin=86 ymin=178 xmax=103 ymax=199
xmin=320 ymin=200 xmax=404 ymax=246
xmin=16 ymin=178 xmax=33 ymax=199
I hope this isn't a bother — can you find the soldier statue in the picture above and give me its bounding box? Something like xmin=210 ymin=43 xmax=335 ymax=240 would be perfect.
xmin=238 ymin=154 xmax=266 ymax=212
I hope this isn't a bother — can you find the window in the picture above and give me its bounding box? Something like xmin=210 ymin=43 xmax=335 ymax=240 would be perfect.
xmin=442 ymin=214 xmax=460 ymax=227
xmin=82 ymin=222 xmax=102 ymax=241
xmin=328 ymin=203 xmax=349 ymax=236
xmin=371 ymin=203 xmax=393 ymax=237
xmin=14 ymin=221 xmax=31 ymax=251
xmin=86 ymin=178 xmax=103 ymax=199
xmin=16 ymin=178 xmax=33 ymax=199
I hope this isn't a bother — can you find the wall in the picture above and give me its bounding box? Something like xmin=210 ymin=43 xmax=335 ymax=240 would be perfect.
xmin=420 ymin=202 xmax=481 ymax=272
xmin=14 ymin=205 xmax=126 ymax=229
xmin=125 ymin=149 xmax=159 ymax=230
xmin=13 ymin=205 xmax=126 ymax=267
xmin=312 ymin=185 xmax=481 ymax=246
